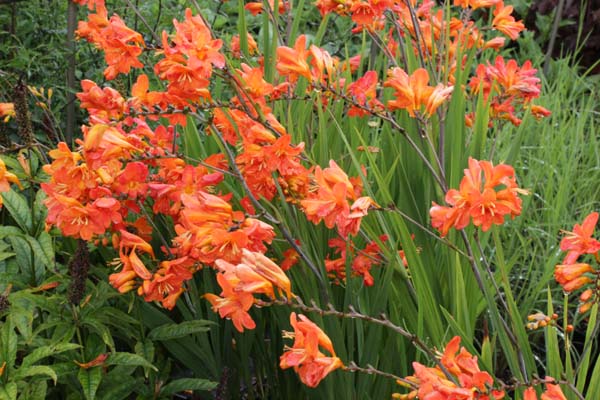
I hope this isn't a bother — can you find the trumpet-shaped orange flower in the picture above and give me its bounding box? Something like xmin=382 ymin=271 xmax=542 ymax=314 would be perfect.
xmin=430 ymin=157 xmax=526 ymax=236
xmin=559 ymin=212 xmax=600 ymax=264
xmin=280 ymin=313 xmax=343 ymax=388
xmin=492 ymin=1 xmax=525 ymax=40
xmin=276 ymin=35 xmax=312 ymax=82
xmin=524 ymin=378 xmax=568 ymax=400
xmin=384 ymin=68 xmax=453 ymax=117
xmin=554 ymin=263 xmax=595 ymax=292
xmin=204 ymin=272 xmax=256 ymax=332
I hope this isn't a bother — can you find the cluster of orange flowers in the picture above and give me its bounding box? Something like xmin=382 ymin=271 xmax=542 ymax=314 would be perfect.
xmin=555 ymin=212 xmax=600 ymax=313
xmin=75 ymin=0 xmax=144 ymax=80
xmin=469 ymin=56 xmax=549 ymax=126
xmin=394 ymin=336 xmax=567 ymax=400
xmin=43 ymin=0 xmax=382 ymax=316
xmin=40 ymin=0 xmax=556 ymax=392
xmin=430 ymin=157 xmax=527 ymax=236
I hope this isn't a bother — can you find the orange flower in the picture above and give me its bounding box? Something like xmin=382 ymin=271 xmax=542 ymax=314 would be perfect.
xmin=492 ymin=1 xmax=525 ymax=40
xmin=554 ymin=263 xmax=595 ymax=292
xmin=204 ymin=273 xmax=256 ymax=332
xmin=454 ymin=0 xmax=499 ymax=9
xmin=241 ymin=249 xmax=292 ymax=298
xmin=559 ymin=212 xmax=600 ymax=264
xmin=346 ymin=70 xmax=383 ymax=116
xmin=280 ymin=313 xmax=343 ymax=388
xmin=430 ymin=157 xmax=526 ymax=236
xmin=0 ymin=103 xmax=15 ymax=123
xmin=521 ymin=377 xmax=569 ymax=400
xmin=395 ymin=336 xmax=505 ymax=399
xmin=384 ymin=68 xmax=453 ymax=117
xmin=0 ymin=158 xmax=22 ymax=193
xmin=230 ymin=33 xmax=258 ymax=58
xmin=276 ymin=35 xmax=312 ymax=82
xmin=540 ymin=378 xmax=567 ymax=400
xmin=301 ymin=161 xmax=373 ymax=237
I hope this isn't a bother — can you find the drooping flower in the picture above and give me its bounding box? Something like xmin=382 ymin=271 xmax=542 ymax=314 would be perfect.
xmin=280 ymin=313 xmax=344 ymax=388
xmin=554 ymin=263 xmax=595 ymax=292
xmin=205 ymin=250 xmax=291 ymax=331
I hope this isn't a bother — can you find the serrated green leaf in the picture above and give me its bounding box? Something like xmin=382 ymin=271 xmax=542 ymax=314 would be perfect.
xmin=105 ymin=352 xmax=157 ymax=371
xmin=148 ymin=320 xmax=214 ymax=341
xmin=12 ymin=365 xmax=57 ymax=385
xmin=159 ymin=378 xmax=217 ymax=396
xmin=1 ymin=190 xmax=32 ymax=234
xmin=0 ymin=382 xmax=17 ymax=400
xmin=78 ymin=367 xmax=102 ymax=400
xmin=22 ymin=343 xmax=81 ymax=367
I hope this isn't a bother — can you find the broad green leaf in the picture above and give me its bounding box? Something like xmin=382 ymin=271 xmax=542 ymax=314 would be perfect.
xmin=148 ymin=320 xmax=215 ymax=341
xmin=0 ymin=253 xmax=15 ymax=263
xmin=32 ymin=189 xmax=47 ymax=236
xmin=82 ymin=319 xmax=115 ymax=352
xmin=20 ymin=235 xmax=52 ymax=270
xmin=159 ymin=378 xmax=218 ymax=396
xmin=0 ymin=382 xmax=17 ymax=400
xmin=7 ymin=236 xmax=38 ymax=285
xmin=78 ymin=367 xmax=102 ymax=400
xmin=0 ymin=227 xmax=23 ymax=238
xmin=35 ymin=232 xmax=54 ymax=269
xmin=22 ymin=343 xmax=81 ymax=367
xmin=1 ymin=190 xmax=32 ymax=234
xmin=12 ymin=365 xmax=57 ymax=385
xmin=105 ymin=352 xmax=157 ymax=371
xmin=97 ymin=376 xmax=141 ymax=400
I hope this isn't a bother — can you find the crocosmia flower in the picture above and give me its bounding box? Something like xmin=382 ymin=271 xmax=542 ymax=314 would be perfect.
xmin=430 ymin=157 xmax=527 ymax=236
xmin=280 ymin=313 xmax=343 ymax=388
xmin=559 ymin=212 xmax=600 ymax=264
